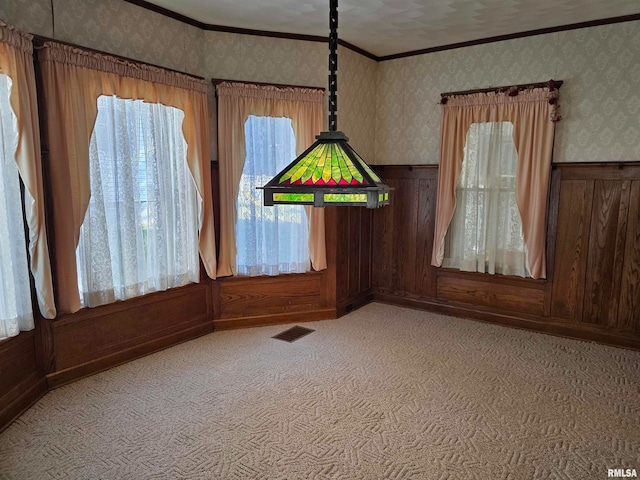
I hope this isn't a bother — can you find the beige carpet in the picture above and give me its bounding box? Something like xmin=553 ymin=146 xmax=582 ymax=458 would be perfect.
xmin=1 ymin=303 xmax=639 ymax=479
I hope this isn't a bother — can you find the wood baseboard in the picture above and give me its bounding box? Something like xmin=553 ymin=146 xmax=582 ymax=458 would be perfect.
xmin=0 ymin=373 xmax=47 ymax=433
xmin=213 ymin=308 xmax=336 ymax=331
xmin=373 ymin=293 xmax=640 ymax=351
xmin=336 ymin=291 xmax=373 ymax=317
xmin=46 ymin=321 xmax=214 ymax=389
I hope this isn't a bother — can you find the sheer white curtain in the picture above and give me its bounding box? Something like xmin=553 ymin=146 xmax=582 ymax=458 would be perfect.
xmin=76 ymin=95 xmax=200 ymax=307
xmin=235 ymin=115 xmax=310 ymax=276
xmin=0 ymin=74 xmax=34 ymax=339
xmin=444 ymin=122 xmax=528 ymax=277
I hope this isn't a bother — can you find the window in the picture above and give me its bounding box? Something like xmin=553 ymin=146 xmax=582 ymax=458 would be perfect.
xmin=0 ymin=74 xmax=34 ymax=339
xmin=76 ymin=95 xmax=200 ymax=307
xmin=235 ymin=115 xmax=310 ymax=276
xmin=444 ymin=122 xmax=528 ymax=277
xmin=432 ymin=87 xmax=556 ymax=279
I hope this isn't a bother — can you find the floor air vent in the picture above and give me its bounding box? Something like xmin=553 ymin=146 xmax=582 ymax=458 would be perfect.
xmin=272 ymin=326 xmax=315 ymax=343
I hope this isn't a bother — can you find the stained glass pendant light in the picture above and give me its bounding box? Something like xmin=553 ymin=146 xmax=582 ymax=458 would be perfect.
xmin=260 ymin=0 xmax=392 ymax=209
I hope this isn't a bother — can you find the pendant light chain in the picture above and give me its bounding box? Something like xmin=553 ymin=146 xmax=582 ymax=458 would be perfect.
xmin=260 ymin=0 xmax=392 ymax=209
xmin=328 ymin=0 xmax=338 ymax=132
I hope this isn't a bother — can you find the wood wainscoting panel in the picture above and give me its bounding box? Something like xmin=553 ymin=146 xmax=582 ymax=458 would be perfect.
xmin=371 ymin=181 xmax=395 ymax=292
xmin=335 ymin=208 xmax=350 ymax=306
xmin=215 ymin=272 xmax=335 ymax=330
xmin=371 ymin=163 xmax=640 ymax=350
xmin=336 ymin=205 xmax=373 ymax=316
xmin=49 ymin=282 xmax=212 ymax=386
xmin=618 ymin=180 xmax=640 ymax=331
xmin=372 ymin=166 xmax=438 ymax=299
xmin=392 ymin=178 xmax=418 ymax=294
xmin=348 ymin=206 xmax=362 ymax=299
xmin=0 ymin=332 xmax=47 ymax=432
xmin=358 ymin=206 xmax=373 ymax=295
xmin=583 ymin=179 xmax=630 ymax=325
xmin=218 ymin=272 xmax=324 ymax=319
xmin=414 ymin=174 xmax=438 ymax=298
xmin=437 ymin=272 xmax=545 ymax=316
xmin=550 ymin=179 xmax=594 ymax=321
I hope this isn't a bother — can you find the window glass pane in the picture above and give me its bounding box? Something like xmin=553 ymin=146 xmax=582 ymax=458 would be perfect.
xmin=77 ymin=95 xmax=200 ymax=307
xmin=236 ymin=115 xmax=310 ymax=276
xmin=444 ymin=121 xmax=528 ymax=277
xmin=0 ymin=74 xmax=33 ymax=339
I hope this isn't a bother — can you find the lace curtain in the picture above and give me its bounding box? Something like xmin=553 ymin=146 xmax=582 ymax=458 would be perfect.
xmin=38 ymin=41 xmax=214 ymax=314
xmin=76 ymin=95 xmax=200 ymax=308
xmin=443 ymin=122 xmax=528 ymax=277
xmin=236 ymin=115 xmax=310 ymax=276
xmin=0 ymin=74 xmax=33 ymax=339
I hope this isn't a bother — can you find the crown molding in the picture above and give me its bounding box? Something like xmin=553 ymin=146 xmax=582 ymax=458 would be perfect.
xmin=123 ymin=1 xmax=640 ymax=63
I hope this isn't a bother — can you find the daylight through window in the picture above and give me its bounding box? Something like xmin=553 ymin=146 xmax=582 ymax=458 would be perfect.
xmin=443 ymin=122 xmax=528 ymax=277
xmin=0 ymin=74 xmax=34 ymax=339
xmin=235 ymin=115 xmax=310 ymax=276
xmin=76 ymin=95 xmax=200 ymax=307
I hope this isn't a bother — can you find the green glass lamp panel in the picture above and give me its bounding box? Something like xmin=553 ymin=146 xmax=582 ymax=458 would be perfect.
xmin=302 ymin=144 xmax=327 ymax=183
xmin=335 ymin=144 xmax=353 ymax=184
xmin=356 ymin=152 xmax=382 ymax=183
xmin=310 ymin=144 xmax=326 ymax=184
xmin=324 ymin=193 xmax=367 ymax=203
xmin=343 ymin=148 xmax=364 ymax=183
xmin=331 ymin=145 xmax=342 ymax=184
xmin=299 ymin=145 xmax=323 ymax=184
xmin=307 ymin=144 xmax=328 ymax=183
xmin=279 ymin=144 xmax=319 ymax=184
xmin=273 ymin=193 xmax=314 ymax=202
xmin=338 ymin=143 xmax=363 ymax=184
xmin=312 ymin=164 xmax=324 ymax=183
xmin=322 ymin=145 xmax=334 ymax=184
xmin=278 ymin=153 xmax=304 ymax=183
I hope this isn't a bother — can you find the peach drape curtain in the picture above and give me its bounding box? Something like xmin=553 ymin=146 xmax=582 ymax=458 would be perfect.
xmin=38 ymin=42 xmax=216 ymax=314
xmin=215 ymin=81 xmax=326 ymax=277
xmin=0 ymin=21 xmax=56 ymax=318
xmin=431 ymin=88 xmax=556 ymax=279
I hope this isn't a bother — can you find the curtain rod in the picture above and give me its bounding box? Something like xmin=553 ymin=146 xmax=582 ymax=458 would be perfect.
xmin=212 ymin=78 xmax=325 ymax=92
xmin=31 ymin=34 xmax=206 ymax=81
xmin=441 ymin=80 xmax=563 ymax=97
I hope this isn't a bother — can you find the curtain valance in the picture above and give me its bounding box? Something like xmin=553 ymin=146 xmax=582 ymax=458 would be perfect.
xmin=39 ymin=42 xmax=208 ymax=94
xmin=216 ymin=82 xmax=325 ymax=103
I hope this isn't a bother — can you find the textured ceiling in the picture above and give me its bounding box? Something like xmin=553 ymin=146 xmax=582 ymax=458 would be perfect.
xmin=141 ymin=0 xmax=640 ymax=57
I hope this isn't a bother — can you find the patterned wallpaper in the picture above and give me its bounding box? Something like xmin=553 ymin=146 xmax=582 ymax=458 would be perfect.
xmin=0 ymin=0 xmax=204 ymax=75
xmin=0 ymin=0 xmax=377 ymax=161
xmin=336 ymin=46 xmax=377 ymax=162
xmin=0 ymin=0 xmax=52 ymax=38
xmin=7 ymin=1 xmax=636 ymax=165
xmin=375 ymin=21 xmax=640 ymax=164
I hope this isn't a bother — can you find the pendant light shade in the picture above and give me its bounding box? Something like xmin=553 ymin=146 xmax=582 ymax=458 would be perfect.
xmin=260 ymin=0 xmax=392 ymax=209
xmin=262 ymin=131 xmax=391 ymax=208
